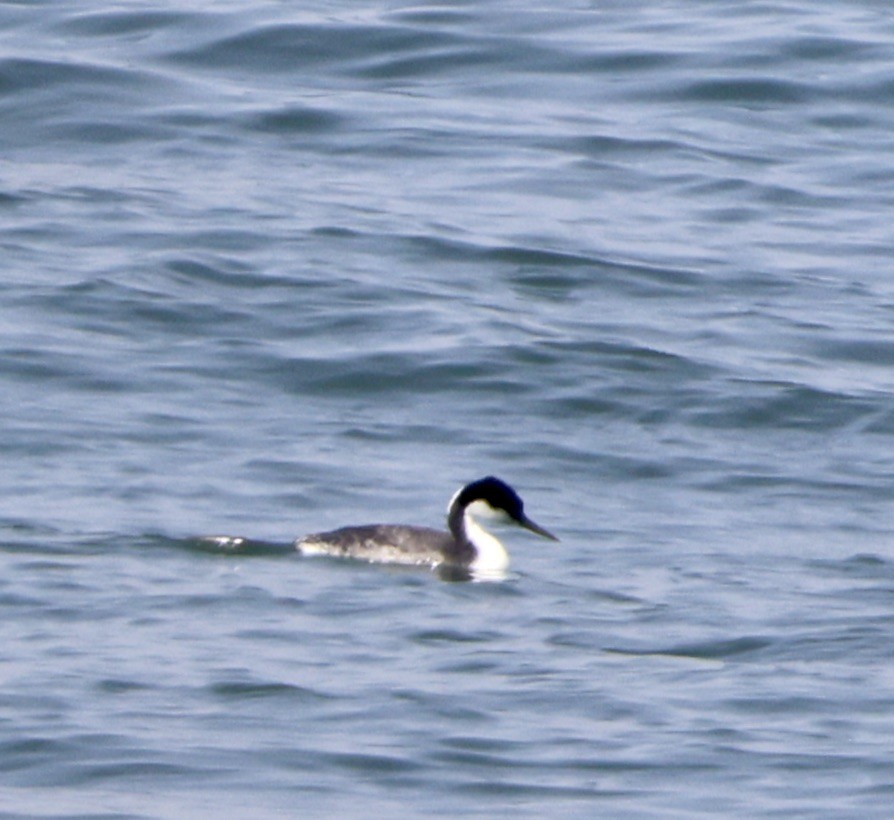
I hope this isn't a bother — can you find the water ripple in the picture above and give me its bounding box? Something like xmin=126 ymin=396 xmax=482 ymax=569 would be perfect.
xmin=5 ymin=0 xmax=894 ymax=816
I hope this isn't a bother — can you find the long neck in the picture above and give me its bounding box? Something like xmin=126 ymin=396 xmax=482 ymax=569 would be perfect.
xmin=448 ymin=503 xmax=509 ymax=573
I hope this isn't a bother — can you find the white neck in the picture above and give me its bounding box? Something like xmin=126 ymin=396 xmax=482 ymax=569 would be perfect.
xmin=464 ymin=510 xmax=510 ymax=576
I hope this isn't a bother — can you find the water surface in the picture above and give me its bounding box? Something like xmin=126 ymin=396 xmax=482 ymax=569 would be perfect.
xmin=3 ymin=0 xmax=894 ymax=816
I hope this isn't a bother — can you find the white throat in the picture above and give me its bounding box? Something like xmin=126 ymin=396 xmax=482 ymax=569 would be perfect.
xmin=463 ymin=507 xmax=510 ymax=577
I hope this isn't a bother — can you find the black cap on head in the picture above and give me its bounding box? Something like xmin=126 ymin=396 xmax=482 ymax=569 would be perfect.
xmin=456 ymin=476 xmax=558 ymax=541
xmin=459 ymin=476 xmax=523 ymax=516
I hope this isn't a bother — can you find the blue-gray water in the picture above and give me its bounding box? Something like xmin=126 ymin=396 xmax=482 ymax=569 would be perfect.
xmin=3 ymin=0 xmax=894 ymax=816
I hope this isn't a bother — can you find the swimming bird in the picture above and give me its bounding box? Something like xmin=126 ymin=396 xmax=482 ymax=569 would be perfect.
xmin=294 ymin=476 xmax=557 ymax=579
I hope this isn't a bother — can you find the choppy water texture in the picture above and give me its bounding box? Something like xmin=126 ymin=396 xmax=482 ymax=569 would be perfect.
xmin=3 ymin=0 xmax=894 ymax=816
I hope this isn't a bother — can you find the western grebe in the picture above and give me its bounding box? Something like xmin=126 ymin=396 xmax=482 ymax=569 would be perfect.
xmin=295 ymin=476 xmax=557 ymax=578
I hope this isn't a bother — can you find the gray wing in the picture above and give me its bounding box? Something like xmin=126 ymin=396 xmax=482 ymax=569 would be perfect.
xmin=295 ymin=524 xmax=455 ymax=567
